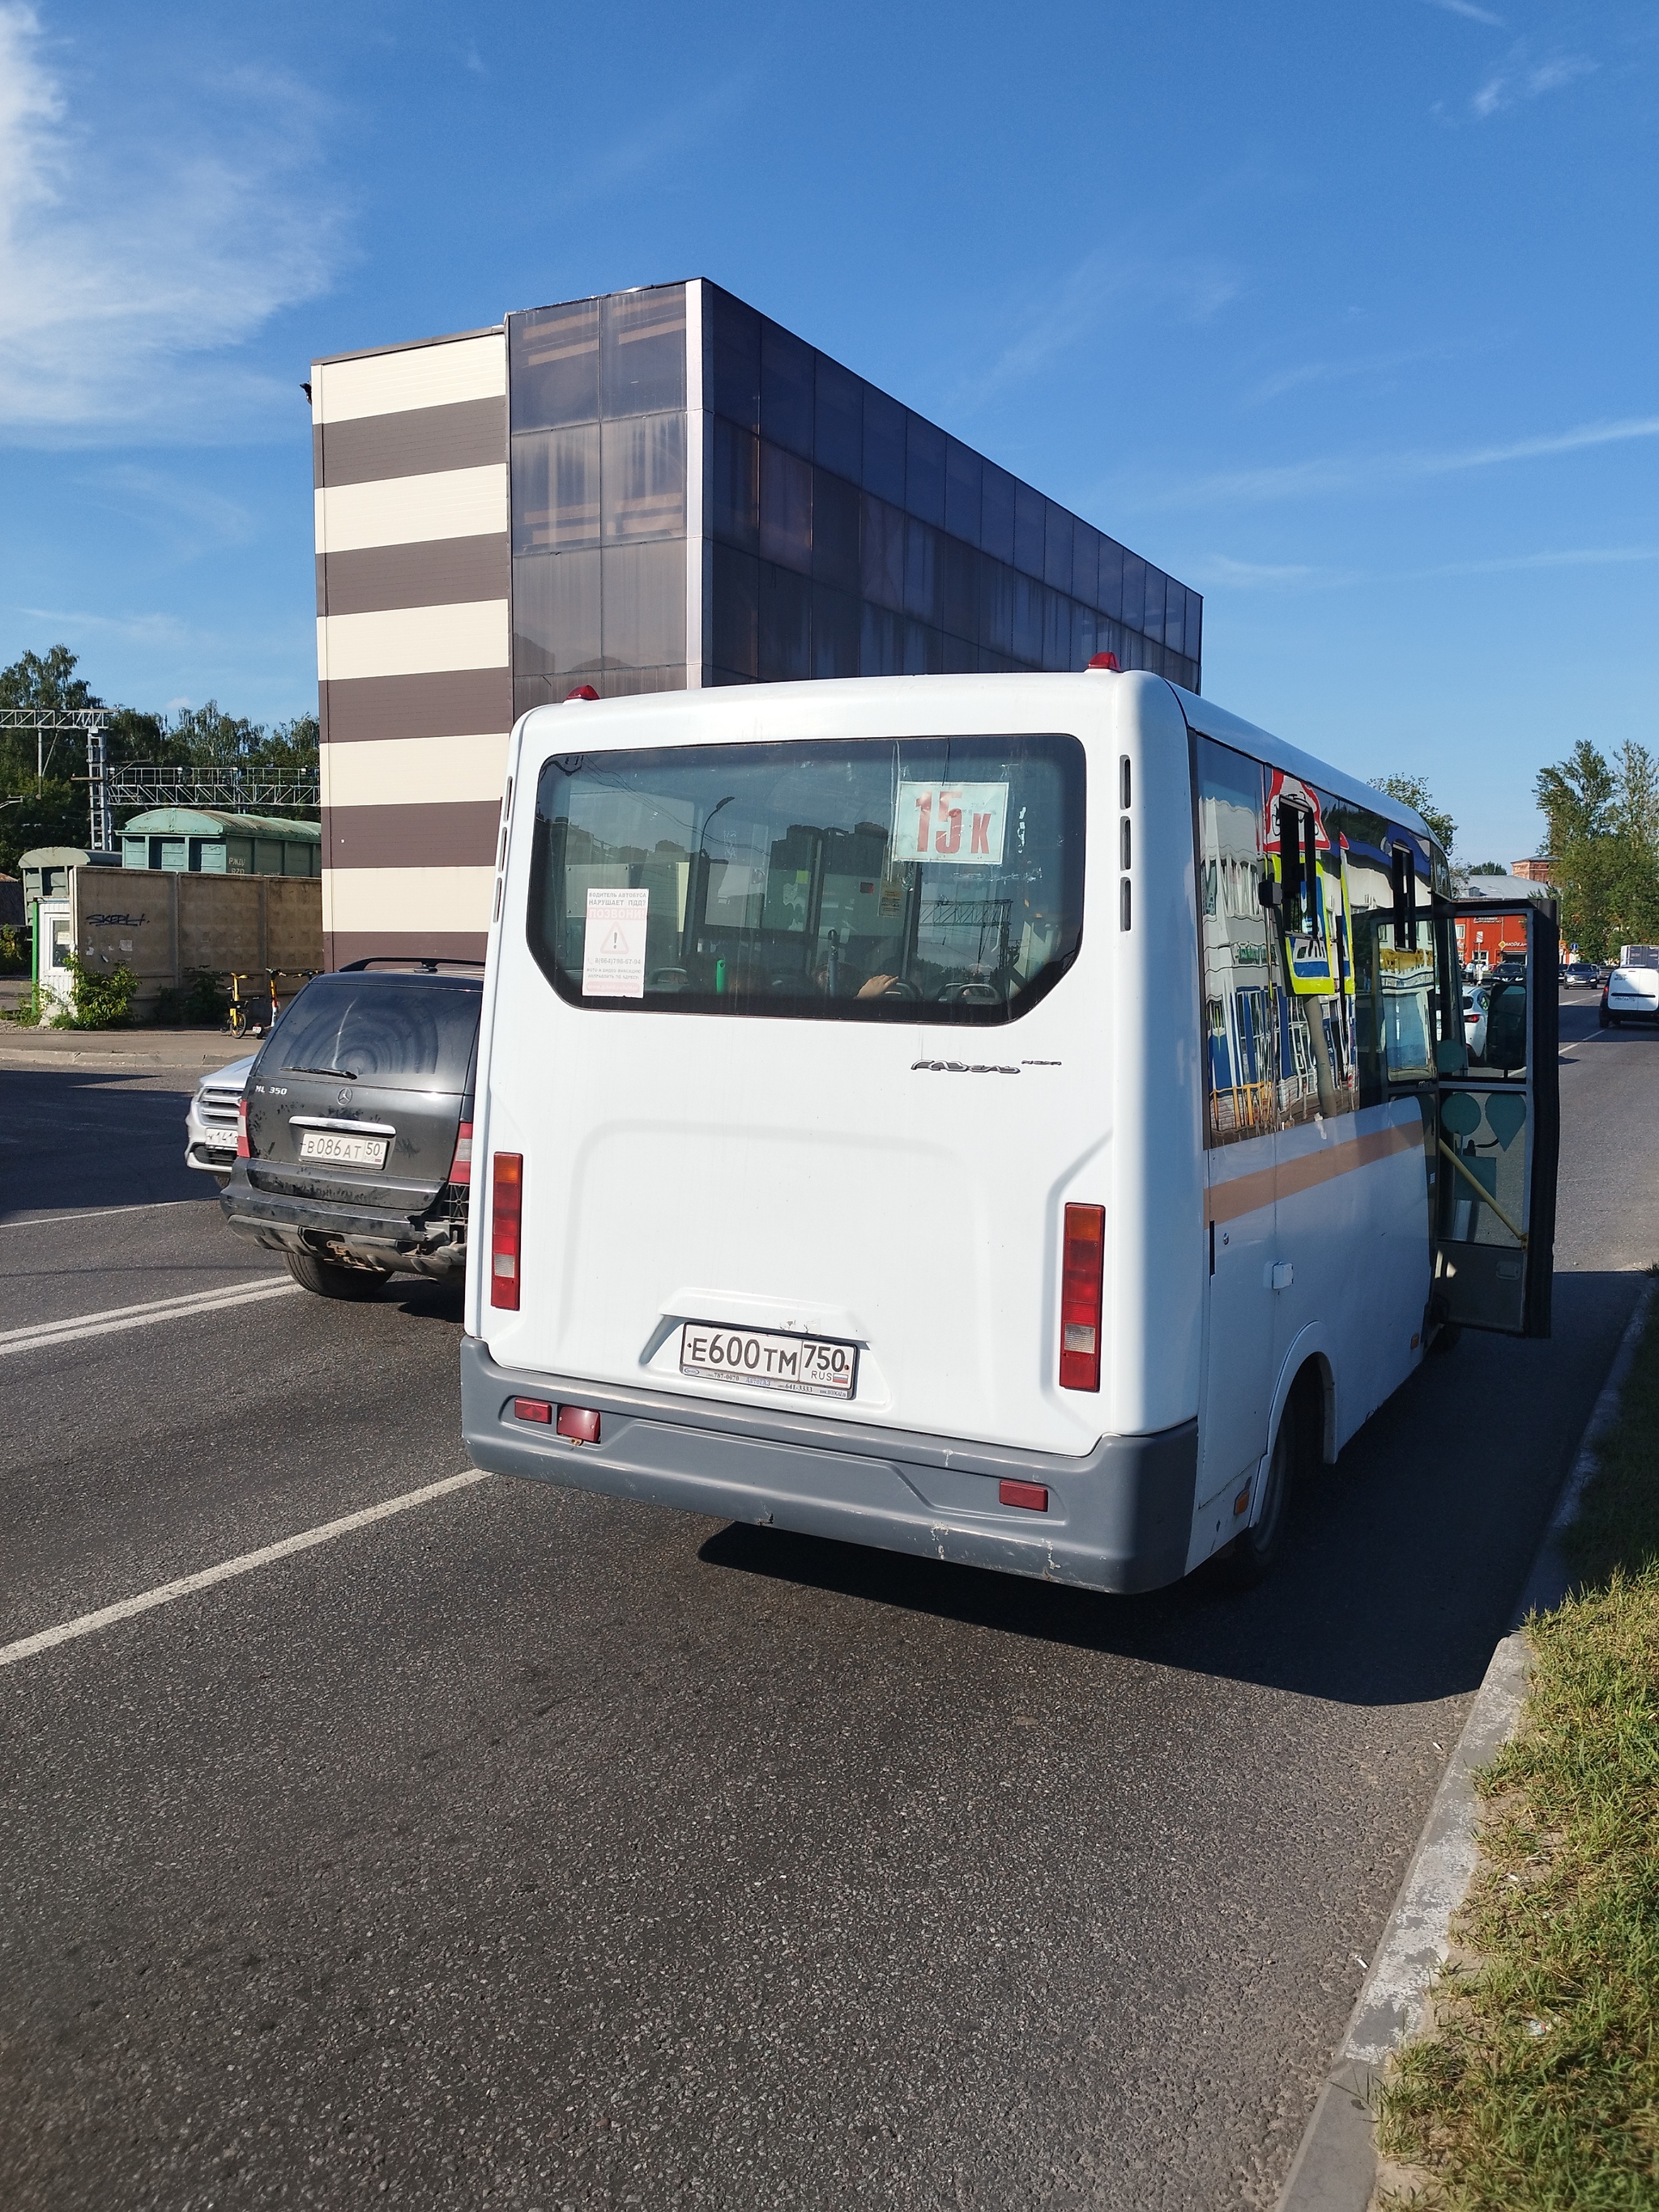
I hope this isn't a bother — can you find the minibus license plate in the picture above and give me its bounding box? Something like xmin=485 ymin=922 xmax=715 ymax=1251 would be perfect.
xmin=298 ymin=1131 xmax=388 ymax=1169
xmin=680 ymin=1322 xmax=858 ymax=1400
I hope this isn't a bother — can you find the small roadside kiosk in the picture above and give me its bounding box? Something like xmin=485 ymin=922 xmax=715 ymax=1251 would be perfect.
xmin=17 ymin=847 xmax=121 ymax=1014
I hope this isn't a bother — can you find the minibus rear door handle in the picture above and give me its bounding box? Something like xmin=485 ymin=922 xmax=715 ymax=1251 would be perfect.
xmin=1271 ymin=1261 xmax=1294 ymax=1291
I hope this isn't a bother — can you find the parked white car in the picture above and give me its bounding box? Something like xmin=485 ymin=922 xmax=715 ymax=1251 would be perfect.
xmin=185 ymin=1055 xmax=255 ymax=1179
xmin=1603 ymin=963 xmax=1659 ymax=1027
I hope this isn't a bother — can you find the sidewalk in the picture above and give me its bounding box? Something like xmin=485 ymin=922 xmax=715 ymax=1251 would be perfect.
xmin=0 ymin=1025 xmax=247 ymax=1073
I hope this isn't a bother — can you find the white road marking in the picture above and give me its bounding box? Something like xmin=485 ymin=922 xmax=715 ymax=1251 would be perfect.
xmin=0 ymin=1469 xmax=491 ymax=1669
xmin=0 ymin=1277 xmax=300 ymax=1357
xmin=0 ymin=1199 xmax=208 ymax=1230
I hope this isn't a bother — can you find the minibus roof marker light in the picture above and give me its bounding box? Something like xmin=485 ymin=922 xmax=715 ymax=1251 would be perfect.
xmin=1086 ymin=653 xmax=1121 ymax=672
xmin=565 ymin=684 xmax=599 ymax=701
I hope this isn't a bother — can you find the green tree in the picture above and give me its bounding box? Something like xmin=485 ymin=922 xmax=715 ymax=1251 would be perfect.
xmin=1369 ymin=773 xmax=1456 ymax=859
xmin=0 ymin=645 xmax=97 ymax=872
xmin=0 ymin=644 xmax=318 ymax=878
xmin=1534 ymin=739 xmax=1659 ymax=961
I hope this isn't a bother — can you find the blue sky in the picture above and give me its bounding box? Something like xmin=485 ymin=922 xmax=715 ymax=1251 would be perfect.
xmin=2 ymin=0 xmax=1653 ymax=863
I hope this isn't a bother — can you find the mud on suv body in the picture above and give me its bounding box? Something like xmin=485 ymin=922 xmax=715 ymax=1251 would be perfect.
xmin=220 ymin=961 xmax=481 ymax=1299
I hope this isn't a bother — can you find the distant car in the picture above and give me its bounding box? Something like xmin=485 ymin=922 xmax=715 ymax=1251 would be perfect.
xmin=1488 ymin=957 xmax=1528 ymax=983
xmin=1562 ymin=961 xmax=1602 ymax=987
xmin=220 ymin=960 xmax=482 ymax=1298
xmin=1601 ymin=962 xmax=1659 ymax=1029
xmin=1461 ymin=982 xmax=1491 ymax=1059
xmin=185 ymin=1055 xmax=256 ymax=1182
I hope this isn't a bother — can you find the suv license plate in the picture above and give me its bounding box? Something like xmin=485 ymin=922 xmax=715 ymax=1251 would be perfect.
xmin=298 ymin=1131 xmax=389 ymax=1169
xmin=680 ymin=1322 xmax=858 ymax=1400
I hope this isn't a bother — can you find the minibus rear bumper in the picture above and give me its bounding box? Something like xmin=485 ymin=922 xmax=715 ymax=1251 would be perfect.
xmin=461 ymin=1337 xmax=1197 ymax=1595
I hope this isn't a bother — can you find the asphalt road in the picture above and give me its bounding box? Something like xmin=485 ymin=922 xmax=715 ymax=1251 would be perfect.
xmin=1 ymin=996 xmax=1653 ymax=2212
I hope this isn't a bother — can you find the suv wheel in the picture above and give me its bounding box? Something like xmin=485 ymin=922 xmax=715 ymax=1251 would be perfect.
xmin=284 ymin=1247 xmax=392 ymax=1300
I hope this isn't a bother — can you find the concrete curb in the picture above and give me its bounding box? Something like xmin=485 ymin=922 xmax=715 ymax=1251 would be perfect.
xmin=1275 ymin=1276 xmax=1657 ymax=2212
xmin=0 ymin=1028 xmax=241 ymax=1072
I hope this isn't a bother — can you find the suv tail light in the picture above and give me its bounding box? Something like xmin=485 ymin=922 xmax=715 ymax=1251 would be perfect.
xmin=490 ymin=1153 xmax=522 ymax=1309
xmin=237 ymin=1097 xmax=249 ymax=1159
xmin=1059 ymin=1204 xmax=1105 ymax=1392
xmin=449 ymin=1120 xmax=473 ymax=1186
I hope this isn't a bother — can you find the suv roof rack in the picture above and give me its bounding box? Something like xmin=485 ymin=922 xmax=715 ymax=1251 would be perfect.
xmin=336 ymin=957 xmax=486 ymax=974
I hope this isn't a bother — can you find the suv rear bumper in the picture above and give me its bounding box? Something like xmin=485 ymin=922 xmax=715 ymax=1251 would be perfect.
xmin=460 ymin=1337 xmax=1198 ymax=1595
xmin=220 ymin=1179 xmax=465 ymax=1278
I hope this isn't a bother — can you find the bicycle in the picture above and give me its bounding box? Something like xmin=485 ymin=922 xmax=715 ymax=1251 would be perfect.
xmin=224 ymin=967 xmax=319 ymax=1038
xmin=223 ymin=972 xmax=255 ymax=1038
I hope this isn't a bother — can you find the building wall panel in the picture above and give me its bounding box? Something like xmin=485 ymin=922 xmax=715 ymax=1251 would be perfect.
xmin=313 ymin=332 xmax=505 ymax=425
xmin=318 ymin=599 xmax=510 ymax=684
xmin=327 ymin=800 xmax=501 ymax=871
xmin=319 ymin=669 xmax=514 ymax=745
xmin=325 ymin=863 xmax=495 ymax=936
xmin=315 ymin=466 xmax=509 ymax=554
xmin=315 ymin=398 xmax=505 ymax=488
xmin=317 ymin=535 xmax=510 ymax=617
xmin=326 ymin=927 xmax=488 ymax=967
xmin=320 ymin=731 xmax=512 ymax=809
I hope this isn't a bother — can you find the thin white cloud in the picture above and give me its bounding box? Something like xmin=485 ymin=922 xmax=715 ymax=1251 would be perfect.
xmin=1472 ymin=45 xmax=1597 ymax=117
xmin=14 ymin=604 xmax=196 ymax=647
xmin=1154 ymin=412 xmax=1659 ymax=509
xmin=80 ymin=464 xmax=258 ymax=550
xmin=1191 ymin=544 xmax=1659 ymax=592
xmin=1423 ymin=0 xmax=1506 ymax=26
xmin=1198 ymin=555 xmax=1324 ymax=588
xmin=544 ymin=70 xmax=755 ymax=214
xmin=0 ymin=5 xmax=347 ymax=441
xmin=1243 ymin=341 xmax=1466 ymax=407
xmin=953 ymin=251 xmax=1240 ymax=413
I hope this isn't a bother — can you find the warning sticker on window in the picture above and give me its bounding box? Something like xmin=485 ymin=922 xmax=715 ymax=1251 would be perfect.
xmin=893 ymin=782 xmax=1009 ymax=868
xmin=582 ymin=886 xmax=649 ymax=997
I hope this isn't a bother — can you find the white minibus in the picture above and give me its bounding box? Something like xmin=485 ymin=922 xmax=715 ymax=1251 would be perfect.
xmin=462 ymin=669 xmax=1558 ymax=1592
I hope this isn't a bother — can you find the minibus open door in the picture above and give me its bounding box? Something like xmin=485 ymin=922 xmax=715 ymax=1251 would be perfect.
xmin=1431 ymin=901 xmax=1559 ymax=1339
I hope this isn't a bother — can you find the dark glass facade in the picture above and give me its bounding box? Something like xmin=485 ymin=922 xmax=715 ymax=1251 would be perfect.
xmin=507 ymin=280 xmax=1201 ymax=720
xmin=510 ymin=286 xmax=688 ymax=714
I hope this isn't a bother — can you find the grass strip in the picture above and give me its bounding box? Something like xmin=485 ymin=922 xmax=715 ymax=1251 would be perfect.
xmin=1377 ymin=1294 xmax=1659 ymax=2210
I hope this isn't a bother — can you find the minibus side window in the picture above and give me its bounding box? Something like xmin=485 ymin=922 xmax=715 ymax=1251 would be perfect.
xmin=1194 ymin=737 xmax=1277 ymax=1144
xmin=1330 ymin=805 xmax=1439 ymax=1096
xmin=1268 ymin=773 xmax=1358 ymax=1127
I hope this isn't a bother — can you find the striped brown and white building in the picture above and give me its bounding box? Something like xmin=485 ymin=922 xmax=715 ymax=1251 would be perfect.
xmin=313 ymin=327 xmax=510 ymax=967
xmin=309 ymin=281 xmax=1202 ymax=968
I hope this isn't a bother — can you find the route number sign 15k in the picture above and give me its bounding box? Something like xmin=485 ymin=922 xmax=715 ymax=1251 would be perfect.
xmin=893 ymin=782 xmax=1009 ymax=869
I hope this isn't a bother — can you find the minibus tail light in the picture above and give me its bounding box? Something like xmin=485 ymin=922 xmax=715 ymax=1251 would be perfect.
xmin=1059 ymin=1204 xmax=1105 ymax=1392
xmin=490 ymin=1153 xmax=522 ymax=1309
xmin=237 ymin=1097 xmax=249 ymax=1159
xmin=449 ymin=1121 xmax=473 ymax=1186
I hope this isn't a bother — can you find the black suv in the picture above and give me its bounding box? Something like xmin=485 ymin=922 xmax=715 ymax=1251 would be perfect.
xmin=220 ymin=960 xmax=482 ymax=1299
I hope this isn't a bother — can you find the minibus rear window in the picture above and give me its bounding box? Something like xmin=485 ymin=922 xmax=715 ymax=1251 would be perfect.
xmin=527 ymin=732 xmax=1085 ymax=1023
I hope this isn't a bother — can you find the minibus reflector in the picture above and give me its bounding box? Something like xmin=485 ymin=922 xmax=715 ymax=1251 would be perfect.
xmin=1059 ymin=1204 xmax=1105 ymax=1392
xmin=449 ymin=1121 xmax=474 ymax=1186
xmin=999 ymin=1479 xmax=1049 ymax=1512
xmin=514 ymin=1397 xmax=552 ymax=1423
xmin=490 ymin=1153 xmax=523 ymax=1309
xmin=237 ymin=1098 xmax=249 ymax=1159
xmin=557 ymin=1405 xmax=602 ymax=1444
